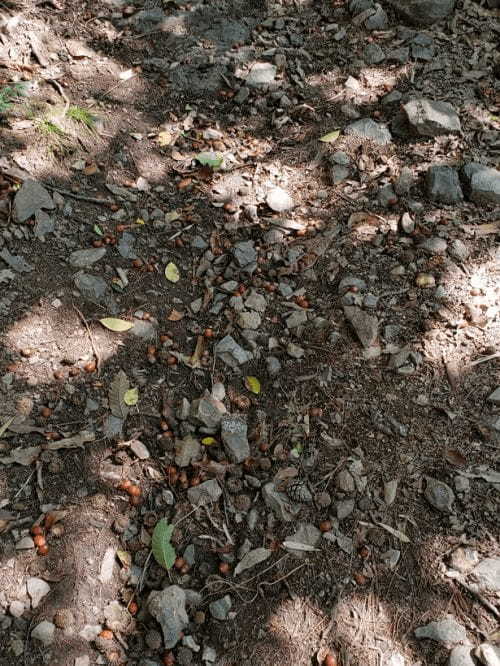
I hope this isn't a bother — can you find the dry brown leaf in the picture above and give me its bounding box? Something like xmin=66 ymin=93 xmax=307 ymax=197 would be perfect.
xmin=444 ymin=449 xmax=467 ymax=467
xmin=44 ymin=430 xmax=95 ymax=451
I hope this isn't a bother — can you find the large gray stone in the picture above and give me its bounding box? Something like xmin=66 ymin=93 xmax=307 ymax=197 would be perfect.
xmin=14 ymin=179 xmax=54 ymax=222
xmin=26 ymin=577 xmax=50 ymax=609
xmin=404 ymin=99 xmax=461 ymax=136
xmin=462 ymin=163 xmax=500 ymax=205
xmin=74 ymin=273 xmax=118 ymax=313
xmin=344 ymin=306 xmax=378 ymax=348
xmin=470 ymin=558 xmax=500 ymax=593
xmin=209 ymin=595 xmax=232 ymax=620
xmin=424 ymin=477 xmax=455 ymax=513
xmin=174 ymin=435 xmax=201 ymax=468
xmin=69 ymin=247 xmax=106 ymax=268
xmin=215 ymin=335 xmax=253 ymax=369
xmin=345 ymin=118 xmax=392 ymax=145
xmin=448 ymin=645 xmax=476 ymax=666
xmin=147 ymin=586 xmax=188 ymax=649
xmin=189 ymin=391 xmax=226 ymax=429
xmin=426 ymin=166 xmax=463 ymax=204
xmin=221 ymin=415 xmax=250 ymax=463
xmin=414 ymin=615 xmax=467 ymax=645
xmin=245 ymin=62 xmax=277 ymax=88
xmin=387 ymin=0 xmax=456 ymax=25
xmin=187 ymin=479 xmax=222 ymax=507
xmin=262 ymin=482 xmax=301 ymax=522
xmin=31 ymin=620 xmax=55 ymax=646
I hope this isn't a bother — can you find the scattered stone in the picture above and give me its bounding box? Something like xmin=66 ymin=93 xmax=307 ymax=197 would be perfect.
xmin=266 ymin=355 xmax=282 ymax=376
xmin=381 ymin=549 xmax=401 ymax=570
xmin=363 ymin=43 xmax=385 ymax=64
xmin=449 ymin=239 xmax=469 ymax=261
xmin=79 ymin=625 xmax=102 ymax=641
xmin=414 ymin=615 xmax=467 ymax=646
xmin=263 ymin=482 xmax=301 ymax=521
xmin=388 ymin=0 xmax=456 ymax=26
xmin=202 ymin=646 xmax=217 ymax=663
xmin=27 ymin=577 xmax=50 ymax=609
xmin=234 ymin=548 xmax=271 ymax=576
xmin=344 ymin=118 xmax=392 ymax=145
xmin=188 ymin=479 xmax=222 ymax=507
xmin=286 ymin=310 xmax=308 ymax=329
xmin=237 ymin=310 xmax=261 ymax=330
xmin=221 ymin=415 xmax=250 ymax=463
xmin=285 ymin=522 xmax=321 ymax=557
xmin=245 ymin=62 xmax=277 ymax=88
xmin=385 ymin=653 xmax=406 ymax=666
xmin=16 ymin=536 xmax=34 ymax=550
xmin=31 ymin=620 xmax=55 ymax=646
xmin=266 ymin=187 xmax=294 ymax=212
xmin=148 ymin=586 xmax=189 ymax=649
xmin=245 ymin=290 xmax=267 ymax=313
xmin=336 ymin=499 xmax=355 ymax=519
xmin=424 ymin=477 xmax=455 ymax=513
xmin=475 ymin=644 xmax=500 ymax=666
xmin=344 ymin=306 xmax=378 ymax=348
xmin=75 ymin=658 xmax=90 ymax=666
xmin=99 ymin=547 xmax=116 ymax=583
xmin=487 ymin=387 xmax=500 ymax=405
xmin=9 ymin=600 xmax=25 ymax=617
xmin=462 ymin=163 xmax=500 ymax=205
xmin=117 ymin=232 xmax=137 ymax=259
xmin=365 ymin=3 xmax=388 ymax=29
xmin=175 ymin=435 xmax=201 ymax=468
xmin=233 ymin=241 xmax=257 ymax=272
xmin=209 ymin=595 xmax=232 ymax=620
xmin=287 ymin=342 xmax=305 ymax=359
xmin=69 ymin=247 xmax=106 ymax=268
xmin=337 ymin=533 xmax=354 ymax=554
xmin=470 ymin=558 xmax=500 ymax=593
xmin=74 ymin=273 xmax=118 ymax=313
xmin=336 ymin=469 xmax=356 ymax=493
xmin=384 ymin=479 xmax=398 ymax=505
xmin=426 ymin=166 xmax=463 ymax=204
xmin=130 ymin=318 xmax=156 ymax=340
xmin=0 ymin=249 xmax=33 ymax=273
xmin=448 ymin=645 xmax=476 ymax=666
xmin=14 ymin=179 xmax=54 ymax=222
xmin=190 ymin=391 xmax=227 ymax=429
xmin=420 ymin=237 xmax=448 ymax=254
xmin=104 ymin=600 xmax=130 ymax=633
xmin=215 ymin=335 xmax=253 ymax=369
xmin=403 ymin=99 xmax=461 ymax=136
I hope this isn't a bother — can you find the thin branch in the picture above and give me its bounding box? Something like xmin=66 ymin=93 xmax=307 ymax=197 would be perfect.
xmin=72 ymin=305 xmax=101 ymax=374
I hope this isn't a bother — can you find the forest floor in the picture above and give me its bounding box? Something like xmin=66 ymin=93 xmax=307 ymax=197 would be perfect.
xmin=0 ymin=1 xmax=499 ymax=665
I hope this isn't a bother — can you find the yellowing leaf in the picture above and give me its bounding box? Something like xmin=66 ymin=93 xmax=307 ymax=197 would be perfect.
xmin=165 ymin=210 xmax=180 ymax=223
xmin=100 ymin=317 xmax=134 ymax=332
xmin=135 ymin=217 xmax=145 ymax=225
xmin=319 ymin=129 xmax=340 ymax=143
xmin=124 ymin=388 xmax=139 ymax=406
xmin=116 ymin=549 xmax=132 ymax=568
xmin=157 ymin=130 xmax=172 ymax=146
xmin=244 ymin=376 xmax=261 ymax=394
xmin=202 ymin=436 xmax=217 ymax=446
xmin=165 ymin=262 xmax=180 ymax=283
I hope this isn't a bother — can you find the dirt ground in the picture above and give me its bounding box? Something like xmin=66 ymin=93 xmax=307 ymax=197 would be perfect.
xmin=0 ymin=0 xmax=499 ymax=665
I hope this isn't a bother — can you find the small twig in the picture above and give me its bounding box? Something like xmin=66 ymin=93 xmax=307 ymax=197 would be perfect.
xmin=12 ymin=470 xmax=36 ymax=501
xmin=168 ymin=224 xmax=194 ymax=241
xmin=48 ymin=78 xmax=70 ymax=115
xmin=137 ymin=551 xmax=152 ymax=593
xmin=469 ymin=352 xmax=500 ymax=367
xmin=456 ymin=579 xmax=500 ymax=620
xmin=44 ymin=184 xmax=115 ymax=206
xmin=72 ymin=305 xmax=101 ymax=374
xmin=173 ymin=505 xmax=199 ymax=528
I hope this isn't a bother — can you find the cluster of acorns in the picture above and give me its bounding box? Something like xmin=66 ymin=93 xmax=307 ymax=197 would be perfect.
xmin=30 ymin=513 xmax=64 ymax=556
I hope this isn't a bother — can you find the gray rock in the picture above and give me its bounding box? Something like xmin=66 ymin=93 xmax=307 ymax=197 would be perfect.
xmin=349 ymin=0 xmax=374 ymax=13
xmin=286 ymin=309 xmax=308 ymax=329
xmin=266 ymin=355 xmax=282 ymax=376
xmin=385 ymin=653 xmax=405 ymax=666
xmin=363 ymin=43 xmax=385 ymax=64
xmin=130 ymin=318 xmax=156 ymax=340
xmin=419 ymin=237 xmax=448 ymax=254
xmin=235 ymin=86 xmax=250 ymax=104
xmin=345 ymin=118 xmax=392 ymax=145
xmin=330 ymin=165 xmax=350 ymax=184
xmin=462 ymin=163 xmax=500 ymax=205
xmin=202 ymin=646 xmax=217 ymax=663
xmin=26 ymin=577 xmax=50 ymax=609
xmin=221 ymin=415 xmax=250 ymax=463
xmin=331 ymin=151 xmax=350 ymax=165
xmin=471 ymin=558 xmax=500 ymax=593
xmin=381 ymin=549 xmax=401 ymax=570
xmin=237 ymin=310 xmax=261 ymax=330
xmin=336 ymin=499 xmax=355 ymax=519
xmin=9 ymin=600 xmax=25 ymax=617
xmin=378 ymin=184 xmax=397 ymax=207
xmin=245 ymin=290 xmax=267 ymax=313
xmin=404 ymin=99 xmax=461 ymax=136
xmin=266 ymin=187 xmax=294 ymax=212
xmin=31 ymin=620 xmax=55 ymax=646
xmin=234 ymin=547 xmax=271 ymax=576
xmin=187 ymin=479 xmax=222 ymax=507
xmin=426 ymin=166 xmax=463 ymax=204
xmin=246 ymin=62 xmax=277 ymax=88
xmin=175 ymin=435 xmax=201 ymax=468
xmin=344 ymin=306 xmax=378 ymax=348
xmin=449 ymin=239 xmax=469 ymax=261
xmin=34 ymin=209 xmax=55 ymax=241
xmin=338 ymin=276 xmax=367 ymax=293
xmin=79 ymin=625 xmax=102 ymax=641
xmin=414 ymin=615 xmax=467 ymax=645
xmin=117 ymin=232 xmax=137 ymax=259
xmin=209 ymin=595 xmax=232 ymax=620
xmin=365 ymin=3 xmax=388 ymax=29
xmin=424 ymin=477 xmax=455 ymax=512
xmin=74 ymin=273 xmax=118 ymax=313
xmin=232 ymin=241 xmax=257 ymax=273
xmin=336 ymin=469 xmax=356 ymax=492
xmin=0 ymin=249 xmax=33 ymax=273
xmin=487 ymin=387 xmax=500 ymax=405
xmin=388 ymin=0 xmax=456 ymax=26
xmin=382 ymin=90 xmax=404 ymax=104
xmin=147 ymin=586 xmax=188 ymax=649
xmin=14 ymin=180 xmax=54 ymax=222
xmin=215 ymin=335 xmax=253 ymax=369
xmin=285 ymin=522 xmax=321 ymax=557
xmin=99 ymin=547 xmax=115 ymax=583
xmin=262 ymin=482 xmax=301 ymax=521
xmin=387 ymin=48 xmax=410 ymax=64
xmin=189 ymin=391 xmax=227 ymax=429
xmin=449 ymin=547 xmax=479 ymax=573
xmin=475 ymin=643 xmax=500 ymax=666
xmin=448 ymin=645 xmax=476 ymax=666
xmin=287 ymin=342 xmax=304 ymax=358
xmin=69 ymin=247 xmax=106 ymax=268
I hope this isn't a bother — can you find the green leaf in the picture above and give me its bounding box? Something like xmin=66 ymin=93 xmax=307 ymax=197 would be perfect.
xmin=195 ymin=151 xmax=223 ymax=168
xmin=93 ymin=224 xmax=103 ymax=236
xmin=151 ymin=519 xmax=176 ymax=570
xmin=100 ymin=318 xmax=134 ymax=332
xmin=124 ymin=387 xmax=138 ymax=406
xmin=244 ymin=376 xmax=261 ymax=394
xmin=319 ymin=129 xmax=340 ymax=143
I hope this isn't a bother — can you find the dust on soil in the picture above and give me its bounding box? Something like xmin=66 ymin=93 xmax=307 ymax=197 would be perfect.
xmin=0 ymin=0 xmax=499 ymax=665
